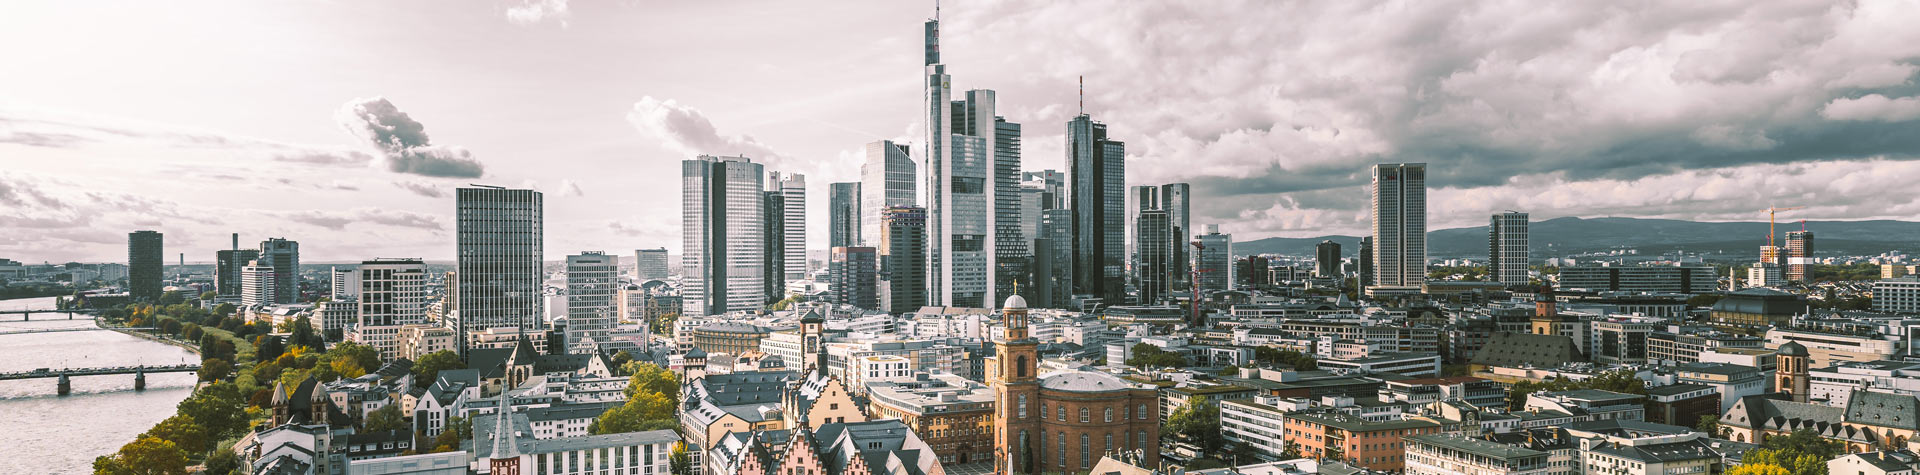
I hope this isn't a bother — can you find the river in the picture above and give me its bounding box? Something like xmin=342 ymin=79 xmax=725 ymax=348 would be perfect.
xmin=0 ymin=296 xmax=200 ymax=474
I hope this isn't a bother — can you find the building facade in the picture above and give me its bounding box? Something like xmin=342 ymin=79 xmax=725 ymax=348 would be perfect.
xmin=635 ymin=248 xmax=670 ymax=281
xmin=879 ymin=205 xmax=928 ymax=314
xmin=354 ymin=258 xmax=428 ymax=360
xmin=682 ymin=156 xmax=766 ymax=317
xmin=260 ymin=238 xmax=301 ymax=304
xmin=769 ymin=171 xmax=806 ymax=282
xmin=1489 ymin=211 xmax=1529 ymax=287
xmin=1069 ymin=114 xmax=1125 ymax=305
xmin=827 ymin=247 xmax=877 ymax=310
xmin=565 ymin=252 xmax=618 ymax=353
xmin=828 ymin=182 xmax=860 ymax=248
xmin=1370 ymin=163 xmax=1427 ymax=290
xmin=1195 ymin=225 xmax=1233 ymax=293
xmin=859 ymin=140 xmax=916 ymax=249
xmin=453 ymin=186 xmax=545 ymax=349
xmin=128 ymin=230 xmax=164 ymax=301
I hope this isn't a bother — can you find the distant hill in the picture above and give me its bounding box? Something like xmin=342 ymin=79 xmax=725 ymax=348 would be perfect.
xmin=1235 ymin=217 xmax=1920 ymax=258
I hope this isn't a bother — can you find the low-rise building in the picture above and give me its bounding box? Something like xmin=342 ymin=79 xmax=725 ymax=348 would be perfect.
xmin=1405 ymin=433 xmax=1551 ymax=475
xmin=1523 ymin=390 xmax=1645 ymax=422
xmin=864 ymin=373 xmax=996 ymax=466
xmin=1283 ymin=410 xmax=1442 ymax=471
xmin=1643 ymin=383 xmax=1719 ymax=429
xmin=1318 ymin=352 xmax=1441 ymax=378
xmin=1767 ymin=327 xmax=1901 ymax=368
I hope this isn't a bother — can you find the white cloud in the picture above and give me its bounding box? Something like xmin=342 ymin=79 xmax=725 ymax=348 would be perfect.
xmin=506 ymin=0 xmax=570 ymax=27
xmin=1821 ymin=94 xmax=1920 ymax=122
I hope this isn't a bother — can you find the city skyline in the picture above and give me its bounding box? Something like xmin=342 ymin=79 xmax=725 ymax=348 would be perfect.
xmin=8 ymin=1 xmax=1920 ymax=263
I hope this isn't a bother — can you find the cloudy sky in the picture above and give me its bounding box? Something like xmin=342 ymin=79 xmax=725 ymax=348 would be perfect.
xmin=3 ymin=0 xmax=1920 ymax=263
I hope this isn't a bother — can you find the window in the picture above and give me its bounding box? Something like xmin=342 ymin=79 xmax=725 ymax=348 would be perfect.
xmin=1081 ymin=408 xmax=1090 ymax=423
xmin=1139 ymin=404 xmax=1149 ymax=419
xmin=1138 ymin=431 xmax=1147 ymax=450
xmin=1058 ymin=433 xmax=1067 ymax=467
xmin=1081 ymin=434 xmax=1091 ymax=468
xmin=1106 ymin=434 xmax=1114 ymax=454
xmin=1018 ymin=394 xmax=1029 ymax=418
xmin=1016 ymin=355 xmax=1029 ymax=378
xmin=1058 ymin=407 xmax=1066 ymax=421
xmin=1105 ymin=408 xmax=1114 ymax=422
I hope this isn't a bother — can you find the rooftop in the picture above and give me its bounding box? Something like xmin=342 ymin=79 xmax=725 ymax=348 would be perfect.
xmin=1408 ymin=434 xmax=1547 ymax=460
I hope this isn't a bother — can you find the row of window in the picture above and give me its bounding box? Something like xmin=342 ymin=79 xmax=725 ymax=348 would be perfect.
xmin=1014 ymin=395 xmax=1149 ymax=423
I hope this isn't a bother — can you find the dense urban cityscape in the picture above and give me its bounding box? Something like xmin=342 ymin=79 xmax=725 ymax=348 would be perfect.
xmin=8 ymin=1 xmax=1920 ymax=475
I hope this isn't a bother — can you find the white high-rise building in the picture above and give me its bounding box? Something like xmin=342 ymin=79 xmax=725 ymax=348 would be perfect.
xmin=240 ymin=260 xmax=277 ymax=308
xmin=769 ymin=172 xmax=807 ymax=281
xmin=451 ymin=186 xmax=544 ymax=351
xmin=923 ymin=16 xmax=1021 ymax=308
xmin=860 ymin=140 xmax=916 ymax=247
xmin=331 ymin=266 xmax=360 ymax=301
xmin=353 ymin=258 xmax=427 ymax=359
xmin=566 ymin=251 xmax=619 ymax=353
xmin=1489 ymin=211 xmax=1529 ymax=286
xmin=1370 ymin=163 xmax=1427 ymax=290
xmin=259 ymin=238 xmax=300 ymax=304
xmin=1195 ymin=225 xmax=1233 ymax=292
xmin=683 ymin=155 xmax=766 ymax=316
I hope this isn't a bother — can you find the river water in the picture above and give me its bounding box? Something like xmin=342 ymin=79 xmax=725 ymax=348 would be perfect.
xmin=0 ymin=296 xmax=200 ymax=474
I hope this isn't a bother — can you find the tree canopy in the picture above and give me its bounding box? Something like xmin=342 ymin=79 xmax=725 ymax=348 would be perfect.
xmin=1127 ymin=343 xmax=1188 ymax=368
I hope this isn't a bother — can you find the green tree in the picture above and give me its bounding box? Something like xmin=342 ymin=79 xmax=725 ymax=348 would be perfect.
xmin=623 ymin=362 xmax=680 ymax=399
xmin=412 ymin=350 xmax=465 ymax=383
xmin=1219 ymin=365 xmax=1241 ymax=376
xmin=203 ymin=447 xmax=240 ymax=475
xmin=255 ymin=335 xmax=287 ymax=362
xmin=1165 ymin=396 xmax=1224 ymax=454
xmin=611 ymin=351 xmax=635 ymax=372
xmin=364 ymin=404 xmax=409 ymax=432
xmin=213 ymin=302 xmax=236 ymax=317
xmin=198 ymin=358 xmax=234 ymax=382
xmin=1127 ymin=343 xmax=1188 ymax=368
xmin=592 ymin=391 xmax=677 ymax=434
xmin=1727 ymin=464 xmax=1790 ymax=475
xmin=322 ymin=340 xmax=381 ymax=378
xmin=429 ymin=416 xmax=471 ymax=453
xmin=94 ymin=436 xmax=188 ymax=475
xmin=141 ymin=414 xmax=209 ymax=455
xmin=1695 ymin=415 xmax=1724 ymax=437
xmin=670 ymin=442 xmax=693 ymax=475
xmin=177 ymin=382 xmax=249 ymax=442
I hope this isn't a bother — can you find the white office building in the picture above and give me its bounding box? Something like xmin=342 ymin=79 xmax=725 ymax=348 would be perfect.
xmin=1490 ymin=211 xmax=1529 ymax=287
xmin=1874 ymin=276 xmax=1920 ymax=313
xmin=566 ymin=251 xmax=619 ymax=353
xmin=1371 ymin=163 xmax=1427 ymax=290
xmin=353 ymin=258 xmax=428 ymax=360
xmin=241 ymin=260 xmax=277 ymax=308
xmin=332 ymin=266 xmax=360 ymax=301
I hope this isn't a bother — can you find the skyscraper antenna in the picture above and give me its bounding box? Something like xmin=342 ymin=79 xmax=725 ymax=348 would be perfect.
xmin=1079 ymin=75 xmax=1084 ymax=115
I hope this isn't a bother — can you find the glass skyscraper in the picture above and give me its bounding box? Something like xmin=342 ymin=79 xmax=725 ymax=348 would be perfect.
xmin=453 ymin=186 xmax=545 ymax=350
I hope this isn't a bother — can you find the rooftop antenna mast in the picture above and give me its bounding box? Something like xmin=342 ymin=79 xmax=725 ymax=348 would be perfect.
xmin=1079 ymin=75 xmax=1084 ymax=115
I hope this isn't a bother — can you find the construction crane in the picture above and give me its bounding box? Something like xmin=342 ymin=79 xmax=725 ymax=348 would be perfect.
xmin=1763 ymin=206 xmax=1804 ymax=248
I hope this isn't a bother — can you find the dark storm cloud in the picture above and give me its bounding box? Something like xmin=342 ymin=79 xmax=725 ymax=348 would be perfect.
xmin=336 ymin=97 xmax=486 ymax=178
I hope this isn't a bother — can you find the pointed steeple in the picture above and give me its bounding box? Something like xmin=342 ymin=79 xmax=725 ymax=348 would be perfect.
xmin=490 ymin=391 xmax=520 ymax=460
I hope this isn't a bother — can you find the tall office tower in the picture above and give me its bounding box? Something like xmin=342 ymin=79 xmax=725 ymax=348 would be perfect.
xmin=331 ymin=266 xmax=361 ymax=300
xmin=565 ymin=251 xmax=619 ymax=353
xmin=1316 ymin=240 xmax=1343 ymax=278
xmin=354 ymin=258 xmax=427 ymax=359
xmin=1131 ymin=184 xmax=1190 ymax=305
xmin=1068 ymin=114 xmax=1125 ymax=304
xmin=1134 ymin=209 xmax=1171 ymax=304
xmin=635 ymin=248 xmax=670 ymax=281
xmin=1786 ymin=230 xmax=1814 ymax=282
xmin=1194 ymin=225 xmax=1233 ymax=292
xmin=214 ymin=233 xmax=259 ymax=298
xmin=452 ymin=186 xmax=545 ymax=346
xmin=682 ymin=155 xmax=766 ymax=316
xmin=925 ymin=14 xmax=1020 ymax=308
xmin=240 ymin=260 xmax=276 ymax=308
xmin=1359 ymin=236 xmax=1374 ymax=289
xmin=128 ymin=230 xmax=163 ymax=301
xmin=763 ymin=190 xmax=788 ymax=303
xmin=1160 ymin=183 xmax=1191 ymax=291
xmin=1489 ymin=211 xmax=1530 ymax=286
xmin=1040 ymin=209 xmax=1074 ymax=308
xmin=769 ymin=172 xmax=807 ymax=280
xmin=828 ymin=246 xmax=878 ymax=310
xmin=1369 ymin=163 xmax=1427 ymax=289
xmin=257 ymin=238 xmax=300 ymax=304
xmin=860 ymin=140 xmax=916 ymax=248
xmin=879 ymin=205 xmax=927 ymax=314
xmin=1019 ymin=181 xmax=1045 ymax=245
xmin=829 ymin=182 xmax=862 ymax=248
